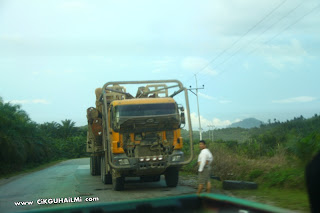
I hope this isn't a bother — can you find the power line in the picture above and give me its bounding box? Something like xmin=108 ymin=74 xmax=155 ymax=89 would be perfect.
xmin=184 ymin=0 xmax=287 ymax=86
xmin=264 ymin=3 xmax=320 ymax=45
xmin=197 ymin=0 xmax=305 ymax=82
xmin=188 ymin=74 xmax=205 ymax=141
xmin=200 ymin=2 xmax=320 ymax=86
xmin=242 ymin=2 xmax=320 ymax=65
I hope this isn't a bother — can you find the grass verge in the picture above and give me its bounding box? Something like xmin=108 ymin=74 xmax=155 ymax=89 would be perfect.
xmin=180 ymin=171 xmax=310 ymax=212
xmin=212 ymin=179 xmax=309 ymax=212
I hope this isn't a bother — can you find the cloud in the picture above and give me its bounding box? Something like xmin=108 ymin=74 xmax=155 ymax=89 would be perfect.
xmin=219 ymin=100 xmax=232 ymax=104
xmin=189 ymin=112 xmax=236 ymax=129
xmin=60 ymin=1 xmax=87 ymax=11
xmin=88 ymin=56 xmax=113 ymax=63
xmin=243 ymin=62 xmax=249 ymax=70
xmin=197 ymin=92 xmax=231 ymax=103
xmin=32 ymin=99 xmax=50 ymax=104
xmin=6 ymin=99 xmax=50 ymax=105
xmin=272 ymin=96 xmax=316 ymax=104
xmin=152 ymin=59 xmax=173 ymax=66
xmin=181 ymin=57 xmax=219 ymax=77
xmin=32 ymin=71 xmax=40 ymax=76
xmin=150 ymin=58 xmax=174 ymax=74
xmin=182 ymin=57 xmax=207 ymax=70
xmin=0 ymin=34 xmax=24 ymax=45
xmin=152 ymin=69 xmax=163 ymax=73
xmin=64 ymin=70 xmax=75 ymax=74
xmin=198 ymin=92 xmax=216 ymax=101
xmin=203 ymin=67 xmax=219 ymax=76
xmin=261 ymin=39 xmax=308 ymax=70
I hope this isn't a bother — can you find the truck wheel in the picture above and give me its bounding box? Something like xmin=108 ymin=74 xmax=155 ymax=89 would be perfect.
xmin=165 ymin=167 xmax=179 ymax=187
xmin=91 ymin=156 xmax=101 ymax=176
xmin=96 ymin=156 xmax=101 ymax=175
xmin=90 ymin=156 xmax=94 ymax=175
xmin=100 ymin=156 xmax=112 ymax=184
xmin=222 ymin=180 xmax=258 ymax=190
xmin=90 ymin=156 xmax=97 ymax=176
xmin=112 ymin=170 xmax=125 ymax=191
xmin=100 ymin=156 xmax=105 ymax=182
xmin=153 ymin=175 xmax=161 ymax=182
xmin=105 ymin=172 xmax=112 ymax=184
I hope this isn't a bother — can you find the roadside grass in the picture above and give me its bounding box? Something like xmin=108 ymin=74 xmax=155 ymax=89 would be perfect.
xmin=218 ymin=183 xmax=310 ymax=212
xmin=0 ymin=158 xmax=68 ymax=179
xmin=180 ymin=171 xmax=310 ymax=212
xmin=181 ymin=143 xmax=310 ymax=212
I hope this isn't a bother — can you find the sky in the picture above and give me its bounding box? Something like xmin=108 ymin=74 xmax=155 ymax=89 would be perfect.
xmin=1 ymin=0 xmax=320 ymax=130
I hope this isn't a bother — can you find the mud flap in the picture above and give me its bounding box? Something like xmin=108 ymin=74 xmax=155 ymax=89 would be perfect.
xmin=112 ymin=169 xmax=125 ymax=191
xmin=165 ymin=167 xmax=179 ymax=187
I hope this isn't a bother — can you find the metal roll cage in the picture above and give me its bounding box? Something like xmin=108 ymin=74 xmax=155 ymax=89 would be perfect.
xmin=100 ymin=80 xmax=194 ymax=169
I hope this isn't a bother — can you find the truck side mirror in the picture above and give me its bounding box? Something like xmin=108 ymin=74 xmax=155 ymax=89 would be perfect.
xmin=110 ymin=106 xmax=119 ymax=131
xmin=179 ymin=106 xmax=185 ymax=125
xmin=181 ymin=112 xmax=185 ymax=125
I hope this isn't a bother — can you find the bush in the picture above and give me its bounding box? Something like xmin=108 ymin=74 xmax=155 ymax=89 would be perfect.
xmin=249 ymin=169 xmax=264 ymax=181
xmin=287 ymin=132 xmax=320 ymax=165
xmin=0 ymin=97 xmax=88 ymax=176
xmin=263 ymin=167 xmax=305 ymax=189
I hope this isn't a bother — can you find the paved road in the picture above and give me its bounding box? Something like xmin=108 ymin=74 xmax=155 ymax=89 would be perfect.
xmin=0 ymin=158 xmax=196 ymax=213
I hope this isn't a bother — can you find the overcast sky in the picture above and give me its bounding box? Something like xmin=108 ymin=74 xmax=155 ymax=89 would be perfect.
xmin=1 ymin=0 xmax=319 ymax=129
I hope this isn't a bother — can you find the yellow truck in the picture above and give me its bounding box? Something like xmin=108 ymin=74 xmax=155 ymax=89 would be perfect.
xmin=86 ymin=80 xmax=193 ymax=190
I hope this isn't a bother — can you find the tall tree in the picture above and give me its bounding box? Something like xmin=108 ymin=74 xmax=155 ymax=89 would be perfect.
xmin=59 ymin=119 xmax=76 ymax=138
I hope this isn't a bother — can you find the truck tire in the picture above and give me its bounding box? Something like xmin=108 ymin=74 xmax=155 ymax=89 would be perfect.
xmin=165 ymin=167 xmax=179 ymax=187
xmin=153 ymin=175 xmax=161 ymax=182
xmin=95 ymin=156 xmax=101 ymax=175
xmin=90 ymin=156 xmax=98 ymax=176
xmin=100 ymin=156 xmax=112 ymax=184
xmin=90 ymin=156 xmax=93 ymax=175
xmin=105 ymin=172 xmax=112 ymax=184
xmin=112 ymin=170 xmax=125 ymax=191
xmin=222 ymin=180 xmax=258 ymax=190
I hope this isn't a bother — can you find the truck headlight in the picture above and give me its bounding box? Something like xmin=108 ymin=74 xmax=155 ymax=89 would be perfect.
xmin=172 ymin=155 xmax=182 ymax=162
xmin=118 ymin=158 xmax=130 ymax=165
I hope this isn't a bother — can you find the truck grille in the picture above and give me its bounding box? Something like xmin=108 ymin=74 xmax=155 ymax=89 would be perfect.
xmin=139 ymin=162 xmax=166 ymax=169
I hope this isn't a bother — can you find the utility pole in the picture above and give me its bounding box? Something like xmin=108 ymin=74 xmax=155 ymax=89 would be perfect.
xmin=195 ymin=75 xmax=202 ymax=140
xmin=207 ymin=125 xmax=211 ymax=141
xmin=207 ymin=124 xmax=215 ymax=142
xmin=188 ymin=74 xmax=204 ymax=141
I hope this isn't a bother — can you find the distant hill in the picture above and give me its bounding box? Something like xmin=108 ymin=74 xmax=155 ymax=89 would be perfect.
xmin=228 ymin=118 xmax=263 ymax=129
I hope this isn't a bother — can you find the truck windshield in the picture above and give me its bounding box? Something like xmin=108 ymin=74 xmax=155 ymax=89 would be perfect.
xmin=116 ymin=103 xmax=177 ymax=117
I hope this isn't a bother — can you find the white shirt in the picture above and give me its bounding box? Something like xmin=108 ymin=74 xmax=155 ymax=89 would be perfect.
xmin=198 ymin=148 xmax=213 ymax=172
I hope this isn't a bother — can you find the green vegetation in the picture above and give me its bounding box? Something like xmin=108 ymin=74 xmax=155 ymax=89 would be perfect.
xmin=1 ymin=96 xmax=317 ymax=211
xmin=0 ymin=97 xmax=88 ymax=177
xmin=182 ymin=114 xmax=320 ymax=211
xmin=211 ymin=181 xmax=310 ymax=212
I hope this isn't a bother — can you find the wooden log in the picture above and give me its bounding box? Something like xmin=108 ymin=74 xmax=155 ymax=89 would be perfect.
xmin=87 ymin=107 xmax=99 ymax=124
xmin=91 ymin=118 xmax=102 ymax=136
xmin=95 ymin=88 xmax=103 ymax=113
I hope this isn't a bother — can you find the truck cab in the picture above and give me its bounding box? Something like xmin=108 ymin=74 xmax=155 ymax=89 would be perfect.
xmin=87 ymin=80 xmax=193 ymax=190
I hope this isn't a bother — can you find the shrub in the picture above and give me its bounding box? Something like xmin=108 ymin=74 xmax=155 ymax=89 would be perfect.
xmin=249 ymin=169 xmax=264 ymax=181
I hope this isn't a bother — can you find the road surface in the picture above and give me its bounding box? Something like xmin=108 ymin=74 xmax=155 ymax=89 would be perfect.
xmin=0 ymin=158 xmax=196 ymax=213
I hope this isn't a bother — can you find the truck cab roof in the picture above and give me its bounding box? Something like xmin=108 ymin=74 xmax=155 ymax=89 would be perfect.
xmin=111 ymin=97 xmax=176 ymax=106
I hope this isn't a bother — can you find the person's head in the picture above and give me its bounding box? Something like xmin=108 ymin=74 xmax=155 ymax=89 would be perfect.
xmin=199 ymin=140 xmax=206 ymax=150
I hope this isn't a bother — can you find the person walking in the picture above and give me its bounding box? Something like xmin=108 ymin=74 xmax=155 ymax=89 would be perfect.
xmin=197 ymin=140 xmax=213 ymax=194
